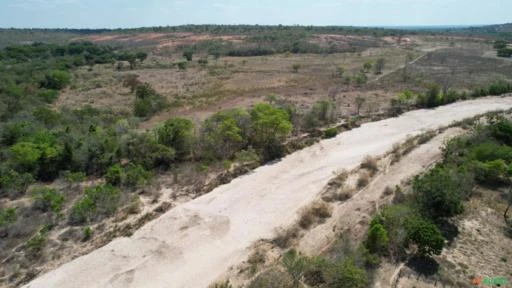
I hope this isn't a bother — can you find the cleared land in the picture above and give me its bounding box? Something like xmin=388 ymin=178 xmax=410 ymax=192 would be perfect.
xmin=25 ymin=96 xmax=512 ymax=288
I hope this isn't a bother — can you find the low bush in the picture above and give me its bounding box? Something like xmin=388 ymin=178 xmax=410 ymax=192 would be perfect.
xmin=323 ymin=127 xmax=338 ymax=139
xmin=298 ymin=201 xmax=332 ymax=229
xmin=273 ymin=226 xmax=300 ymax=249
xmin=0 ymin=207 xmax=17 ymax=227
xmin=357 ymin=171 xmax=370 ymax=188
xmin=69 ymin=184 xmax=120 ymax=225
xmin=26 ymin=226 xmax=49 ymax=255
xmin=32 ymin=187 xmax=65 ymax=214
xmin=365 ymin=221 xmax=389 ymax=255
xmin=360 ymin=156 xmax=379 ymax=175
xmin=413 ymin=165 xmax=473 ymax=220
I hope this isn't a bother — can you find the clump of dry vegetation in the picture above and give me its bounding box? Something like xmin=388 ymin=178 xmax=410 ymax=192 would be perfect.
xmin=360 ymin=155 xmax=379 ymax=176
xmin=273 ymin=226 xmax=301 ymax=249
xmin=357 ymin=171 xmax=371 ymax=188
xmin=298 ymin=201 xmax=332 ymax=229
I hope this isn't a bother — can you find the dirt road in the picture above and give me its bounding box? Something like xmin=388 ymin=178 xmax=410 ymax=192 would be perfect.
xmin=25 ymin=97 xmax=512 ymax=288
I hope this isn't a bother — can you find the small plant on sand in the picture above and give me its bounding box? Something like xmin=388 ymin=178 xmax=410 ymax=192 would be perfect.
xmin=360 ymin=155 xmax=379 ymax=175
xmin=357 ymin=171 xmax=370 ymax=188
xmin=298 ymin=201 xmax=332 ymax=229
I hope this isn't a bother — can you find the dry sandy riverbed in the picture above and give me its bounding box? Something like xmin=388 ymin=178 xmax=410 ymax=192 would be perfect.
xmin=25 ymin=96 xmax=512 ymax=288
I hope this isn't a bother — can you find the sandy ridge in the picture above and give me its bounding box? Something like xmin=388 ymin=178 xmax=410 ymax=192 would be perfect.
xmin=25 ymin=96 xmax=512 ymax=288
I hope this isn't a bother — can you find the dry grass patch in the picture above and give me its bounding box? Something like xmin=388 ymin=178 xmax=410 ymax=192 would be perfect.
xmin=357 ymin=171 xmax=370 ymax=189
xmin=273 ymin=225 xmax=300 ymax=249
xmin=298 ymin=201 xmax=332 ymax=230
xmin=360 ymin=155 xmax=379 ymax=176
xmin=383 ymin=186 xmax=394 ymax=197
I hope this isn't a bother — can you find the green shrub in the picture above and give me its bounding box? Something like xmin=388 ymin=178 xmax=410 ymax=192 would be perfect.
xmin=32 ymin=187 xmax=65 ymax=214
xmin=156 ymin=118 xmax=195 ymax=161
xmin=10 ymin=141 xmax=41 ymax=173
xmin=234 ymin=147 xmax=260 ymax=165
xmin=200 ymin=109 xmax=250 ymax=160
xmin=124 ymin=164 xmax=151 ymax=187
xmin=26 ymin=226 xmax=49 ymax=254
xmin=82 ymin=227 xmax=92 ymax=241
xmin=105 ymin=164 xmax=123 ymax=186
xmin=38 ymin=89 xmax=59 ymax=103
xmin=491 ymin=118 xmax=512 ymax=146
xmin=250 ymin=103 xmax=292 ymax=161
xmin=41 ymin=70 xmax=71 ymax=90
xmin=134 ymin=98 xmax=153 ymax=117
xmin=177 ymin=61 xmax=187 ymax=70
xmin=328 ymin=258 xmax=368 ymax=288
xmin=323 ymin=127 xmax=338 ymax=139
xmin=365 ymin=222 xmax=389 ymax=255
xmin=248 ymin=267 xmax=294 ymax=288
xmin=69 ymin=184 xmax=120 ymax=224
xmin=183 ymin=50 xmax=193 ymax=61
xmin=474 ymin=159 xmax=510 ymax=185
xmin=63 ymin=171 xmax=86 ymax=183
xmin=413 ymin=165 xmax=473 ymax=220
xmin=120 ymin=132 xmax=176 ymax=169
xmin=405 ymin=216 xmax=444 ymax=256
xmin=305 ymin=100 xmax=336 ymax=129
xmin=0 ymin=207 xmax=17 ymax=227
xmin=0 ymin=169 xmax=34 ymax=198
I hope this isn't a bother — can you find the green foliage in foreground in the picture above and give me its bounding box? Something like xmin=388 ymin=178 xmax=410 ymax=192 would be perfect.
xmin=252 ymin=249 xmax=368 ymax=288
xmin=69 ymin=184 xmax=120 ymax=225
xmin=32 ymin=187 xmax=65 ymax=214
xmin=413 ymin=165 xmax=473 ymax=220
xmin=105 ymin=164 xmax=152 ymax=188
xmin=0 ymin=207 xmax=17 ymax=227
xmin=365 ymin=116 xmax=512 ymax=265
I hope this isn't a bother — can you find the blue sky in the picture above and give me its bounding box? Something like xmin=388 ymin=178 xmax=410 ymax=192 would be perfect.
xmin=0 ymin=0 xmax=510 ymax=28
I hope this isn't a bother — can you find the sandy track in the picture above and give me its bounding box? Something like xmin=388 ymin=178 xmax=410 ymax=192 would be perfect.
xmin=25 ymin=97 xmax=512 ymax=288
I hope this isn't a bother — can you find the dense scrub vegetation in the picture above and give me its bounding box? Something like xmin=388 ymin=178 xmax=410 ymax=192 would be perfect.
xmin=246 ymin=116 xmax=512 ymax=288
xmin=362 ymin=115 xmax=512 ymax=279
xmin=387 ymin=81 xmax=512 ymax=117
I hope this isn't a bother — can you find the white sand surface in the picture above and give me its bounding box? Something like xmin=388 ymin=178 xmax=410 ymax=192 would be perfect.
xmin=25 ymin=96 xmax=512 ymax=288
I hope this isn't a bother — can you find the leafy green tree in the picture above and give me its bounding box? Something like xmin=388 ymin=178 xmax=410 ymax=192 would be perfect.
xmin=378 ymin=204 xmax=416 ymax=260
xmin=373 ymin=58 xmax=385 ymax=75
xmin=134 ymin=98 xmax=153 ymax=117
xmin=135 ymin=83 xmax=156 ymax=99
xmin=200 ymin=109 xmax=250 ymax=160
xmin=424 ymin=83 xmax=441 ymax=108
xmin=491 ymin=118 xmax=512 ymax=146
xmin=105 ymin=164 xmax=124 ymax=186
xmin=183 ymin=50 xmax=194 ymax=61
xmin=249 ymin=103 xmax=292 ymax=161
xmin=157 ymin=118 xmax=195 ymax=161
xmin=120 ymin=132 xmax=175 ymax=169
xmin=136 ymin=51 xmax=148 ymax=63
xmin=494 ymin=40 xmax=508 ymax=50
xmin=0 ymin=207 xmax=17 ymax=227
xmin=10 ymin=141 xmax=41 ymax=173
xmin=69 ymin=184 xmax=120 ymax=224
xmin=283 ymin=250 xmax=309 ymax=288
xmin=124 ymin=164 xmax=152 ymax=187
xmin=413 ymin=165 xmax=473 ymax=220
xmin=40 ymin=70 xmax=71 ymax=90
xmin=355 ymin=96 xmax=366 ymax=116
xmin=405 ymin=217 xmax=444 ymax=256
xmin=0 ymin=169 xmax=34 ymax=198
xmin=327 ymin=258 xmax=368 ymax=288
xmin=32 ymin=187 xmax=65 ymax=214
xmin=305 ymin=100 xmax=335 ymax=129
xmin=365 ymin=222 xmax=389 ymax=255
xmin=363 ymin=61 xmax=372 ymax=73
